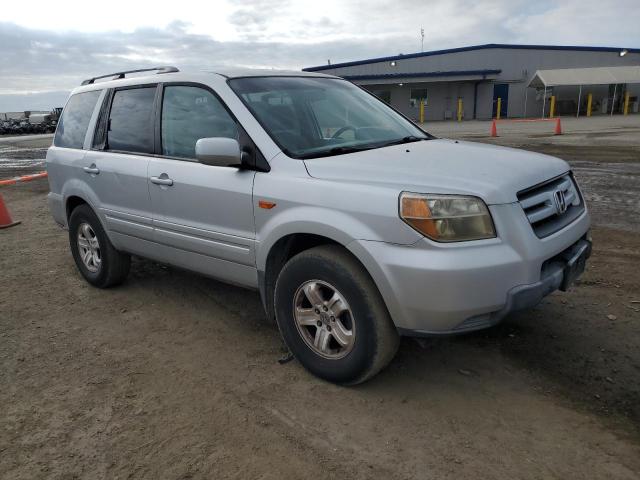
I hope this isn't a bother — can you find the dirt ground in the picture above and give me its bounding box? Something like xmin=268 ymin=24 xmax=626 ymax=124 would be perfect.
xmin=1 ymin=121 xmax=640 ymax=479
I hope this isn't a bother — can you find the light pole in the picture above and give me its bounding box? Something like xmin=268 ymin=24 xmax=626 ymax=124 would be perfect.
xmin=421 ymin=28 xmax=425 ymax=52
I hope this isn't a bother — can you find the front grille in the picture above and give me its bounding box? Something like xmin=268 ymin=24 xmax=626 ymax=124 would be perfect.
xmin=517 ymin=173 xmax=585 ymax=238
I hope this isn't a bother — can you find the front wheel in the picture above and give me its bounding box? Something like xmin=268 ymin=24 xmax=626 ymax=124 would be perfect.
xmin=274 ymin=245 xmax=399 ymax=384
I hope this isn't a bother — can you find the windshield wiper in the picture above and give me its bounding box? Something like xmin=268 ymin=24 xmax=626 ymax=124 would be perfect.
xmin=298 ymin=136 xmax=429 ymax=159
xmin=299 ymin=144 xmax=377 ymax=159
xmin=377 ymin=135 xmax=428 ymax=147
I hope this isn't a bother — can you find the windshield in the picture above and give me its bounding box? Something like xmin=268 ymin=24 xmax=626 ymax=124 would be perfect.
xmin=228 ymin=76 xmax=431 ymax=159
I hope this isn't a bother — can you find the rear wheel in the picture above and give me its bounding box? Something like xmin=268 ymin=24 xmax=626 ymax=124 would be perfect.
xmin=68 ymin=204 xmax=130 ymax=288
xmin=274 ymin=245 xmax=399 ymax=384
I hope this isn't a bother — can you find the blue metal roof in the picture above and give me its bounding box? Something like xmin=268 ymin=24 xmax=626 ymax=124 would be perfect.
xmin=303 ymin=43 xmax=640 ymax=72
xmin=341 ymin=69 xmax=501 ymax=81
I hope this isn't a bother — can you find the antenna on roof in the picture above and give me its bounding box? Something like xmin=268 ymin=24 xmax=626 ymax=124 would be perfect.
xmin=421 ymin=27 xmax=425 ymax=52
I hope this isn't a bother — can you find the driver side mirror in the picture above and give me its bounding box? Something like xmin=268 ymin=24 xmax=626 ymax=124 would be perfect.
xmin=195 ymin=137 xmax=250 ymax=168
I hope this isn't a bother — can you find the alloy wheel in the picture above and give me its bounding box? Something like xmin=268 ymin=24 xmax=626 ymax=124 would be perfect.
xmin=293 ymin=280 xmax=356 ymax=359
xmin=77 ymin=222 xmax=101 ymax=273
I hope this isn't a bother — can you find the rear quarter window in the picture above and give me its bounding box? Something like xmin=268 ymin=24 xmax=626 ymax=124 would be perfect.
xmin=54 ymin=90 xmax=102 ymax=149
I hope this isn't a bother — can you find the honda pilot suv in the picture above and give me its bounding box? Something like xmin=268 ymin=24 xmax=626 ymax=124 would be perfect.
xmin=47 ymin=66 xmax=591 ymax=384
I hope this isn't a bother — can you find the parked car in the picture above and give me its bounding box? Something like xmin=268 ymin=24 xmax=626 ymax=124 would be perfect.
xmin=46 ymin=67 xmax=591 ymax=384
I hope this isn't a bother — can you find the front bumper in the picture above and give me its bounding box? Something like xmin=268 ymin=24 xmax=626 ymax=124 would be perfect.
xmin=424 ymin=237 xmax=592 ymax=335
xmin=347 ymin=203 xmax=591 ymax=335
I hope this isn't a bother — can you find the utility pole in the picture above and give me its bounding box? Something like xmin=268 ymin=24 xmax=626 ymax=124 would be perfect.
xmin=421 ymin=27 xmax=425 ymax=52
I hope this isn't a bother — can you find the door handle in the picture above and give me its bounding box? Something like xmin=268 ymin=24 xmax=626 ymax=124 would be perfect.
xmin=83 ymin=165 xmax=100 ymax=175
xmin=150 ymin=175 xmax=174 ymax=186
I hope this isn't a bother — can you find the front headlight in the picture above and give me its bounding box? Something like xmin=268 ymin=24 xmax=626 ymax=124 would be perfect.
xmin=399 ymin=192 xmax=496 ymax=242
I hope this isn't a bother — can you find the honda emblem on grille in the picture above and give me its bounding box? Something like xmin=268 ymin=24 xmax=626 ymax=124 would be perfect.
xmin=554 ymin=189 xmax=568 ymax=214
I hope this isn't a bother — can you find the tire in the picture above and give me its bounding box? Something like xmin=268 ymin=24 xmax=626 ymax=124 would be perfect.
xmin=274 ymin=245 xmax=399 ymax=385
xmin=68 ymin=204 xmax=130 ymax=288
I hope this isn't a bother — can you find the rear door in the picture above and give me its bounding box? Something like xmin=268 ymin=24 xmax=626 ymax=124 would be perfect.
xmin=83 ymin=85 xmax=157 ymax=248
xmin=147 ymin=83 xmax=257 ymax=286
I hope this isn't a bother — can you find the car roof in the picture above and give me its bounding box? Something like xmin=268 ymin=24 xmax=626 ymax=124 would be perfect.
xmin=71 ymin=68 xmax=339 ymax=95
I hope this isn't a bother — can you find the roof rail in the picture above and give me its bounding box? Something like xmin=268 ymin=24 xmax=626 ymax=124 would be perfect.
xmin=81 ymin=66 xmax=179 ymax=86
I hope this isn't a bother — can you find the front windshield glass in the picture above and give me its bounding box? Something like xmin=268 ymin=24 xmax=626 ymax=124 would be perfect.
xmin=228 ymin=76 xmax=430 ymax=159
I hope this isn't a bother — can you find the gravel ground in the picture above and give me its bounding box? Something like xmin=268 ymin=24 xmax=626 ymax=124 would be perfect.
xmin=1 ymin=120 xmax=639 ymax=479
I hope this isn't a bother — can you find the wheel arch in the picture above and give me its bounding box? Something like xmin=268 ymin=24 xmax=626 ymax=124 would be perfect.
xmin=259 ymin=231 xmax=380 ymax=323
xmin=61 ymin=178 xmax=101 ymax=218
xmin=61 ymin=179 xmax=107 ymax=233
xmin=65 ymin=195 xmax=89 ymax=220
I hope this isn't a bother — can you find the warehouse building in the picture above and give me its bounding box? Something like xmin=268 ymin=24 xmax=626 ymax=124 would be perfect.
xmin=303 ymin=44 xmax=640 ymax=121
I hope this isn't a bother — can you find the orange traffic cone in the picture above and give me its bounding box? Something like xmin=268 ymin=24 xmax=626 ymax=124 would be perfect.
xmin=490 ymin=119 xmax=498 ymax=137
xmin=0 ymin=193 xmax=20 ymax=229
xmin=554 ymin=117 xmax=562 ymax=135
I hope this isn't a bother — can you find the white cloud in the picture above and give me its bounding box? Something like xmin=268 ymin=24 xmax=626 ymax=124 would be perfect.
xmin=0 ymin=0 xmax=638 ymax=109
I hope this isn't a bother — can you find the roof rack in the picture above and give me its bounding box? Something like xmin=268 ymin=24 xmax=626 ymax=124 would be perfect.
xmin=81 ymin=66 xmax=179 ymax=86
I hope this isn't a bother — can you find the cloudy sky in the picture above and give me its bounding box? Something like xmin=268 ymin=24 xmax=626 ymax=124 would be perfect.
xmin=1 ymin=0 xmax=638 ymax=110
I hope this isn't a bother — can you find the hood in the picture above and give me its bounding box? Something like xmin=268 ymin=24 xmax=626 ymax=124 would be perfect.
xmin=303 ymin=139 xmax=569 ymax=205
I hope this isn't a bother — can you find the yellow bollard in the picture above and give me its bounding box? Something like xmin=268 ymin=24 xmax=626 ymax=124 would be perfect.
xmin=586 ymin=93 xmax=593 ymax=117
xmin=457 ymin=98 xmax=463 ymax=122
xmin=419 ymin=99 xmax=425 ymax=123
xmin=549 ymin=95 xmax=556 ymax=118
xmin=623 ymin=91 xmax=630 ymax=115
xmin=496 ymin=97 xmax=501 ymax=120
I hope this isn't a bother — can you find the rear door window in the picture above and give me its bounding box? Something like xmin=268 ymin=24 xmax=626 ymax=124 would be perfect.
xmin=161 ymin=85 xmax=238 ymax=159
xmin=54 ymin=90 xmax=102 ymax=149
xmin=107 ymin=87 xmax=156 ymax=154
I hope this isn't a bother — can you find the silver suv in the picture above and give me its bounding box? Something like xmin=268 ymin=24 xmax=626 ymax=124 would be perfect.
xmin=47 ymin=66 xmax=591 ymax=384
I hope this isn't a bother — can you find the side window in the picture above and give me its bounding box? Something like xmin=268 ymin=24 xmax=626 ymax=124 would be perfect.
xmin=161 ymin=85 xmax=238 ymax=159
xmin=107 ymin=87 xmax=156 ymax=154
xmin=54 ymin=90 xmax=101 ymax=149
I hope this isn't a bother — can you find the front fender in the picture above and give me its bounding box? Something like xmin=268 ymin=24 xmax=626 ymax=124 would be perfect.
xmin=255 ymin=205 xmax=381 ymax=271
xmin=252 ymin=162 xmax=421 ymax=271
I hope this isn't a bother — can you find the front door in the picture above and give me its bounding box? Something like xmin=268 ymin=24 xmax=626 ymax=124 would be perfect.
xmin=147 ymin=84 xmax=257 ymax=287
xmin=492 ymin=84 xmax=509 ymax=118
